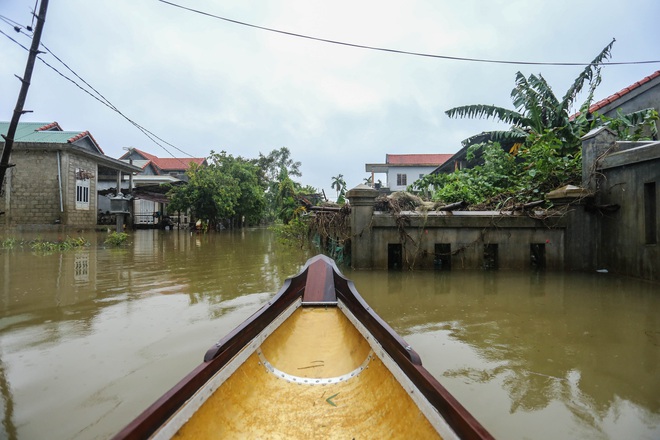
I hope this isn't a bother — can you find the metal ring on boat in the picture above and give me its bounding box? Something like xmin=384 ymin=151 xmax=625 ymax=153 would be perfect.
xmin=256 ymin=348 xmax=374 ymax=385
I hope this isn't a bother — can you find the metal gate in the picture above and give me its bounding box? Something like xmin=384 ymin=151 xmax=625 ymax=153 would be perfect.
xmin=134 ymin=198 xmax=157 ymax=225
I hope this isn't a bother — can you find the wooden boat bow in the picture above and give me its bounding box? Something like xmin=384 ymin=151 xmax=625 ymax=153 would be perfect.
xmin=113 ymin=254 xmax=493 ymax=440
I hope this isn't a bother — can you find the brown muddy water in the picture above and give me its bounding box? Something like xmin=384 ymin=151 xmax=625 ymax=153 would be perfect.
xmin=0 ymin=228 xmax=658 ymax=439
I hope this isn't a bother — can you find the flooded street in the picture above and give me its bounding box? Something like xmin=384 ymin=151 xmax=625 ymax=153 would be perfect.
xmin=0 ymin=228 xmax=658 ymax=439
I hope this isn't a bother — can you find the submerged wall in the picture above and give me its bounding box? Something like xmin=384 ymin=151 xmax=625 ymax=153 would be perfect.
xmin=585 ymin=129 xmax=659 ymax=280
xmin=347 ymin=130 xmax=659 ymax=281
xmin=347 ymin=185 xmax=566 ymax=271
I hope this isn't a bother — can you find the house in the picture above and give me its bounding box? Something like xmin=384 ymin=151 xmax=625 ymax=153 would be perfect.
xmin=115 ymin=148 xmax=207 ymax=226
xmin=0 ymin=121 xmax=140 ymax=230
xmin=587 ymin=70 xmax=660 ymax=118
xmin=365 ymin=154 xmax=452 ymax=192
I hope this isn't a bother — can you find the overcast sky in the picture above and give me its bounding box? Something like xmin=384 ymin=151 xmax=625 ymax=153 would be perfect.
xmin=1 ymin=0 xmax=659 ymax=199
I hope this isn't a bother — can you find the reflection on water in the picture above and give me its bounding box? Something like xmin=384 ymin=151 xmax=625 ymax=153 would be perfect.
xmin=348 ymin=270 xmax=660 ymax=439
xmin=0 ymin=228 xmax=658 ymax=439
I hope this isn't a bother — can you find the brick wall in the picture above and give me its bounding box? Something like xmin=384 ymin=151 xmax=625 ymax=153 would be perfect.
xmin=6 ymin=149 xmax=60 ymax=225
xmin=2 ymin=145 xmax=98 ymax=228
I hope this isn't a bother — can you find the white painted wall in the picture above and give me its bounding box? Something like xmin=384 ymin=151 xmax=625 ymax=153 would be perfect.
xmin=386 ymin=166 xmax=437 ymax=191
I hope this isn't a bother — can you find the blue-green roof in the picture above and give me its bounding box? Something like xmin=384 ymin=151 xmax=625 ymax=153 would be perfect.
xmin=0 ymin=121 xmax=72 ymax=143
xmin=0 ymin=121 xmax=104 ymax=156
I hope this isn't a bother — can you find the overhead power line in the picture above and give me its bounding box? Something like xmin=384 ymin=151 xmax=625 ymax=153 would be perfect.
xmin=0 ymin=16 xmax=195 ymax=165
xmin=157 ymin=0 xmax=660 ymax=66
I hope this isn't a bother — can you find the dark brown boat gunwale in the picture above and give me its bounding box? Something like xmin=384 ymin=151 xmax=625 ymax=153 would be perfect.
xmin=328 ymin=260 xmax=494 ymax=440
xmin=112 ymin=260 xmax=312 ymax=440
xmin=113 ymin=255 xmax=493 ymax=440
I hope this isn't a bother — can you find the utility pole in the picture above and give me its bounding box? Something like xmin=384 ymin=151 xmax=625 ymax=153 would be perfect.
xmin=0 ymin=0 xmax=50 ymax=198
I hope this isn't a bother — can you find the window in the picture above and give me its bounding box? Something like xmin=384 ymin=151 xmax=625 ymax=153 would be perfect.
xmin=388 ymin=243 xmax=402 ymax=270
xmin=530 ymin=243 xmax=546 ymax=270
xmin=419 ymin=173 xmax=425 ymax=179
xmin=434 ymin=243 xmax=451 ymax=270
xmin=483 ymin=244 xmax=498 ymax=270
xmin=75 ymin=168 xmax=90 ymax=210
xmin=396 ymin=173 xmax=407 ymax=186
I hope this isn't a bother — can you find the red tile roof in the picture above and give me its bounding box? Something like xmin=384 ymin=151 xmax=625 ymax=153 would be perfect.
xmin=36 ymin=122 xmax=62 ymax=131
xmin=129 ymin=148 xmax=206 ymax=173
xmin=67 ymin=130 xmax=104 ymax=154
xmin=386 ymin=154 xmax=453 ymax=165
xmin=588 ymin=70 xmax=660 ymax=113
xmin=152 ymin=157 xmax=206 ymax=171
xmin=133 ymin=148 xmax=158 ymax=161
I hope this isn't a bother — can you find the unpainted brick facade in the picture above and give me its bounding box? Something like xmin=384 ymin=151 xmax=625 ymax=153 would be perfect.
xmin=1 ymin=144 xmax=98 ymax=229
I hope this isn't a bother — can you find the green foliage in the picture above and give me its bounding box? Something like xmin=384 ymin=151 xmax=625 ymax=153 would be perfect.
xmin=431 ymin=40 xmax=658 ymax=208
xmin=257 ymin=147 xmax=302 ymax=223
xmin=30 ymin=236 xmax=89 ymax=253
xmin=594 ymin=108 xmax=659 ymax=141
xmin=1 ymin=237 xmax=18 ymax=249
xmin=168 ymin=151 xmax=266 ymax=228
xmin=413 ymin=131 xmax=583 ymax=206
xmin=331 ymin=174 xmax=347 ymax=204
xmin=167 ymin=146 xmax=315 ymax=227
xmin=105 ymin=232 xmax=129 ymax=246
xmin=270 ymin=209 xmax=309 ymax=248
xmin=275 ymin=168 xmax=300 ymax=224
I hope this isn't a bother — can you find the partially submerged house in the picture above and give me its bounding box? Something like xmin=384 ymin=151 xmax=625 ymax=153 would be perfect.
xmin=115 ymin=148 xmax=207 ymax=226
xmin=0 ymin=121 xmax=140 ymax=230
xmin=587 ymin=70 xmax=660 ymax=117
xmin=365 ymin=154 xmax=452 ymax=192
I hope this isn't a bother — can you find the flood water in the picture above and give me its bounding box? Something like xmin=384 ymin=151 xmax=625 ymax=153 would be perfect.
xmin=0 ymin=228 xmax=658 ymax=440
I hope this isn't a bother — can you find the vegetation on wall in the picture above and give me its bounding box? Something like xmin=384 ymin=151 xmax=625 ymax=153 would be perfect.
xmin=413 ymin=40 xmax=658 ymax=208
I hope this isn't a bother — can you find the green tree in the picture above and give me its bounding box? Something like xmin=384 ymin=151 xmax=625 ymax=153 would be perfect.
xmin=275 ymin=168 xmax=300 ymax=224
xmin=331 ymin=174 xmax=347 ymax=204
xmin=224 ymin=154 xmax=266 ymax=226
xmin=167 ymin=151 xmax=266 ymax=229
xmin=257 ymin=147 xmax=302 ymax=222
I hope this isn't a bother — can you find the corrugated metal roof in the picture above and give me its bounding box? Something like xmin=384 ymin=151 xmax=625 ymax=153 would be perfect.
xmin=0 ymin=121 xmax=62 ymax=140
xmin=1 ymin=121 xmax=103 ymax=154
xmin=0 ymin=121 xmax=81 ymax=143
xmin=13 ymin=130 xmax=83 ymax=143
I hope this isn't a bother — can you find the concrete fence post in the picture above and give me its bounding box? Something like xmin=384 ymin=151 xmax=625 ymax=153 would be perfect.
xmin=346 ymin=184 xmax=378 ymax=269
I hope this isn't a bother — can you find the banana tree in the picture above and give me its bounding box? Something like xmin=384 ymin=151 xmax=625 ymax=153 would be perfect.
xmin=445 ymin=39 xmax=616 ymax=153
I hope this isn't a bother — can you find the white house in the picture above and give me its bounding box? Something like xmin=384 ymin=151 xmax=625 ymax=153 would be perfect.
xmin=365 ymin=154 xmax=452 ymax=192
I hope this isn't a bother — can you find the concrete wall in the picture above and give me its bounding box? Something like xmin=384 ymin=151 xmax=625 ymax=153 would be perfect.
xmin=348 ymin=130 xmax=659 ymax=281
xmin=370 ymin=212 xmax=565 ymax=270
xmin=590 ymin=135 xmax=659 ymax=280
xmin=347 ymin=185 xmax=566 ymax=271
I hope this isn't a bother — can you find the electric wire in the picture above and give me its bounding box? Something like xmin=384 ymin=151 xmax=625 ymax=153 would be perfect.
xmin=0 ymin=17 xmax=195 ymax=166
xmin=157 ymin=0 xmax=660 ymax=66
